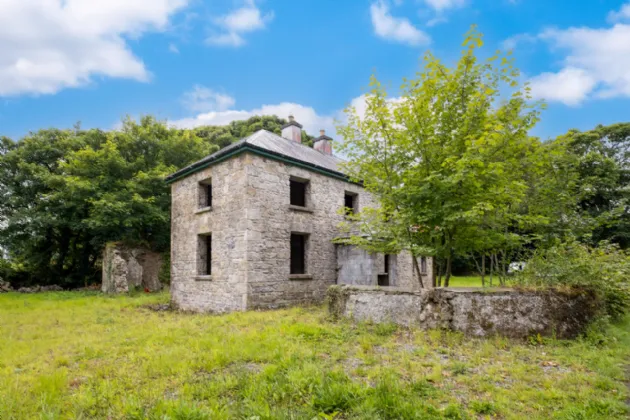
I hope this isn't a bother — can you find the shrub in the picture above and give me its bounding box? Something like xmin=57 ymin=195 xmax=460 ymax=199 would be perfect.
xmin=512 ymin=241 xmax=630 ymax=320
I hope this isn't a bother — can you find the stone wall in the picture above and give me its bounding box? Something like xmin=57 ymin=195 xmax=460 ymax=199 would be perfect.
xmin=328 ymin=285 xmax=599 ymax=338
xmin=244 ymin=153 xmax=365 ymax=309
xmin=170 ymin=154 xmax=250 ymax=312
xmin=336 ymin=245 xmax=432 ymax=290
xmin=102 ymin=243 xmax=163 ymax=293
xmin=169 ymin=150 xmax=433 ymax=313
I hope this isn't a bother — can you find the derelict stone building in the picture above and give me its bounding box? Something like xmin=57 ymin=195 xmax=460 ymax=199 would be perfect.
xmin=166 ymin=116 xmax=433 ymax=313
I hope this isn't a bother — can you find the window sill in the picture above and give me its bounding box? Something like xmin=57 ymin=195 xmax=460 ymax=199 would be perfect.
xmin=195 ymin=206 xmax=213 ymax=215
xmin=289 ymin=274 xmax=313 ymax=280
xmin=288 ymin=205 xmax=314 ymax=213
xmin=195 ymin=275 xmax=213 ymax=281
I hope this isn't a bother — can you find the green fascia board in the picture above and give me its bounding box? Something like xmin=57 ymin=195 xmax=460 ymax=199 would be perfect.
xmin=165 ymin=144 xmax=358 ymax=185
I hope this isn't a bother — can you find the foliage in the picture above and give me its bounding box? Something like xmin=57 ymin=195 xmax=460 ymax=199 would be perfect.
xmin=337 ymin=27 xmax=553 ymax=286
xmin=192 ymin=114 xmax=314 ymax=148
xmin=0 ymin=114 xmax=311 ymax=288
xmin=513 ymin=241 xmax=630 ymax=320
xmin=559 ymin=123 xmax=630 ymax=248
xmin=1 ymin=292 xmax=629 ymax=418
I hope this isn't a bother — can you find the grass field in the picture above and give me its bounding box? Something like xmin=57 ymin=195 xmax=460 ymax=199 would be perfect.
xmin=1 ymin=291 xmax=629 ymax=419
xmin=444 ymin=276 xmax=483 ymax=288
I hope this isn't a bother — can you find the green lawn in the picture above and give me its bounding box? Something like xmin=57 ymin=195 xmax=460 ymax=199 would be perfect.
xmin=446 ymin=276 xmax=483 ymax=287
xmin=1 ymin=292 xmax=629 ymax=419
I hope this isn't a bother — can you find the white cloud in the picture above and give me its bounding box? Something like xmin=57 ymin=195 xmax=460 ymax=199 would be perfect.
xmin=608 ymin=2 xmax=630 ymax=23
xmin=370 ymin=2 xmax=430 ymax=46
xmin=529 ymin=67 xmax=597 ymax=106
xmin=181 ymin=85 xmax=236 ymax=112
xmin=207 ymin=0 xmax=273 ymax=47
xmin=521 ymin=4 xmax=630 ymax=105
xmin=171 ymin=102 xmax=337 ymax=137
xmin=423 ymin=0 xmax=466 ymax=12
xmin=0 ymin=0 xmax=188 ymax=96
xmin=168 ymin=43 xmax=180 ymax=54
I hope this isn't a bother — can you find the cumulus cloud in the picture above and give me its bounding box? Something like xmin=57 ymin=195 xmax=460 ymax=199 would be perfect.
xmin=423 ymin=0 xmax=466 ymax=12
xmin=608 ymin=2 xmax=630 ymax=23
xmin=170 ymin=101 xmax=337 ymax=137
xmin=168 ymin=93 xmax=404 ymax=143
xmin=370 ymin=2 xmax=430 ymax=46
xmin=528 ymin=23 xmax=630 ymax=104
xmin=207 ymin=0 xmax=274 ymax=47
xmin=529 ymin=67 xmax=597 ymax=106
xmin=181 ymin=85 xmax=236 ymax=113
xmin=0 ymin=0 xmax=188 ymax=96
xmin=519 ymin=3 xmax=630 ymax=105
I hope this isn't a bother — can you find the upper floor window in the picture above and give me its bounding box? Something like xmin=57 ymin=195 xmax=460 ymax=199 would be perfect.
xmin=290 ymin=178 xmax=308 ymax=207
xmin=198 ymin=179 xmax=212 ymax=208
xmin=344 ymin=192 xmax=358 ymax=215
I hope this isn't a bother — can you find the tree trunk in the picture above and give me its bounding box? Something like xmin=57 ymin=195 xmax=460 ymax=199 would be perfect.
xmin=482 ymin=255 xmax=486 ymax=287
xmin=489 ymin=254 xmax=494 ymax=287
xmin=412 ymin=256 xmax=425 ymax=289
xmin=444 ymin=255 xmax=452 ymax=287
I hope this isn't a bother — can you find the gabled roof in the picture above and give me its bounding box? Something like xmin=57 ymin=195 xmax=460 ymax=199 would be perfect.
xmin=165 ymin=129 xmax=349 ymax=184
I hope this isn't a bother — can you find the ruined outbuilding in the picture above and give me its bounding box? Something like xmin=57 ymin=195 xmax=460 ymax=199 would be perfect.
xmin=166 ymin=117 xmax=433 ymax=313
xmin=102 ymin=243 xmax=163 ymax=294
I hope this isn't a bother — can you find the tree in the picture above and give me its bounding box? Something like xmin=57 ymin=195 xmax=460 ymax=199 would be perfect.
xmin=0 ymin=114 xmax=316 ymax=288
xmin=559 ymin=123 xmax=630 ymax=248
xmin=337 ymin=27 xmax=547 ymax=287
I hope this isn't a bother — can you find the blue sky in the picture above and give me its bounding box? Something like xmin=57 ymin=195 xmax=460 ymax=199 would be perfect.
xmin=1 ymin=0 xmax=629 ymax=141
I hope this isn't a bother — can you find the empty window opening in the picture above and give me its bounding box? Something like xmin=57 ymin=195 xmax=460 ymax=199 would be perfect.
xmin=198 ymin=234 xmax=212 ymax=275
xmin=290 ymin=233 xmax=307 ymax=274
xmin=378 ymin=254 xmax=391 ymax=286
xmin=290 ymin=179 xmax=308 ymax=207
xmin=420 ymin=257 xmax=427 ymax=273
xmin=198 ymin=179 xmax=212 ymax=208
xmin=344 ymin=192 xmax=357 ymax=215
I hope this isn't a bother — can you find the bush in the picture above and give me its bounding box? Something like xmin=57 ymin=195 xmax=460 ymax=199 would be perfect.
xmin=512 ymin=241 xmax=630 ymax=321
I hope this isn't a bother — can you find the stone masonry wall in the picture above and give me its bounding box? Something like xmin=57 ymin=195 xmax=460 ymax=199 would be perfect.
xmin=170 ymin=150 xmax=434 ymax=313
xmin=170 ymin=154 xmax=249 ymax=313
xmin=329 ymin=286 xmax=599 ymax=339
xmin=102 ymin=243 xmax=163 ymax=293
xmin=244 ymin=153 xmax=368 ymax=308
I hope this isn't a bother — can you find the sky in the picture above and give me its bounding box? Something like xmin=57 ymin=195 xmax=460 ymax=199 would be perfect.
xmin=1 ymin=0 xmax=630 ymax=141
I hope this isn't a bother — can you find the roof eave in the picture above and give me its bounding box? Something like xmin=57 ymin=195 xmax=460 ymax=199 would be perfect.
xmin=164 ymin=143 xmax=356 ymax=185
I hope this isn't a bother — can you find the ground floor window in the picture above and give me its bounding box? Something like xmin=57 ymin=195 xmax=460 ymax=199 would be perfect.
xmin=198 ymin=234 xmax=212 ymax=275
xmin=290 ymin=233 xmax=308 ymax=274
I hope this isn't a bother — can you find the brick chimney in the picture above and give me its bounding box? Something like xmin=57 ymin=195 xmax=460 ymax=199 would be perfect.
xmin=313 ymin=129 xmax=333 ymax=155
xmin=281 ymin=115 xmax=302 ymax=143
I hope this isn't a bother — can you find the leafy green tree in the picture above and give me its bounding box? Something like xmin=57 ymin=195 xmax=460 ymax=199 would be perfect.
xmin=0 ymin=114 xmax=315 ymax=288
xmin=559 ymin=123 xmax=630 ymax=248
xmin=337 ymin=27 xmax=547 ymax=286
xmin=192 ymin=115 xmax=314 ymax=148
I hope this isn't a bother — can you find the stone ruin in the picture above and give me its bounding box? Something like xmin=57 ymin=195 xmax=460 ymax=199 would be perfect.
xmin=102 ymin=242 xmax=164 ymax=293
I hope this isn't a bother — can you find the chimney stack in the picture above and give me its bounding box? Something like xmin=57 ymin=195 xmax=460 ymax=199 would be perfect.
xmin=281 ymin=115 xmax=302 ymax=143
xmin=313 ymin=129 xmax=333 ymax=156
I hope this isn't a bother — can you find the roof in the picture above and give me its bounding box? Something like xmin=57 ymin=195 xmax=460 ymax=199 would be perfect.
xmin=165 ymin=129 xmax=349 ymax=184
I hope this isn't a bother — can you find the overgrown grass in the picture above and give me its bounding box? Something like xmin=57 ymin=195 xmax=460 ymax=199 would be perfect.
xmin=1 ymin=291 xmax=629 ymax=419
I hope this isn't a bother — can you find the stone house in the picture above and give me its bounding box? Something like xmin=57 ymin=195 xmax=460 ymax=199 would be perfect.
xmin=165 ymin=116 xmax=433 ymax=313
